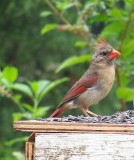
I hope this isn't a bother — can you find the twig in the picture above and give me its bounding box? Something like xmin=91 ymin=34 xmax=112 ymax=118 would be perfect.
xmin=116 ymin=5 xmax=134 ymax=111
xmin=80 ymin=34 xmax=93 ymax=49
xmin=74 ymin=0 xmax=89 ymax=32
xmin=45 ymin=0 xmax=93 ymax=50
xmin=115 ymin=67 xmax=125 ymax=111
xmin=74 ymin=0 xmax=94 ymax=49
xmin=0 ymin=86 xmax=25 ymax=112
xmin=119 ymin=5 xmax=134 ymax=52
xmin=45 ymin=0 xmax=71 ymax=25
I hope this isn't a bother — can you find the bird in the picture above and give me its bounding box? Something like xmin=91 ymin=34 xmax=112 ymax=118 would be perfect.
xmin=49 ymin=36 xmax=120 ymax=118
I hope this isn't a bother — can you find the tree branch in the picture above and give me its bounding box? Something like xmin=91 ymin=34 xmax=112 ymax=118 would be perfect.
xmin=119 ymin=5 xmax=134 ymax=52
xmin=45 ymin=0 xmax=93 ymax=50
xmin=0 ymin=86 xmax=25 ymax=112
xmin=115 ymin=67 xmax=125 ymax=111
xmin=45 ymin=0 xmax=71 ymax=25
xmin=80 ymin=34 xmax=93 ymax=49
xmin=116 ymin=5 xmax=134 ymax=111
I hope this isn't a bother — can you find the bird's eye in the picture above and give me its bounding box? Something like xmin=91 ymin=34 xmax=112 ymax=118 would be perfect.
xmin=101 ymin=52 xmax=107 ymax=56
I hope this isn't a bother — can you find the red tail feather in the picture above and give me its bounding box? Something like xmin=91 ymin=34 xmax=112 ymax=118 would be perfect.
xmin=49 ymin=106 xmax=66 ymax=118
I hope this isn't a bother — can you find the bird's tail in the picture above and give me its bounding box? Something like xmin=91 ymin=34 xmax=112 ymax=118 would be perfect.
xmin=28 ymin=106 xmax=68 ymax=142
xmin=49 ymin=106 xmax=68 ymax=118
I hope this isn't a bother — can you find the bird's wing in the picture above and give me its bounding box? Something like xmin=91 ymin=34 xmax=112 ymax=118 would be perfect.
xmin=58 ymin=73 xmax=98 ymax=107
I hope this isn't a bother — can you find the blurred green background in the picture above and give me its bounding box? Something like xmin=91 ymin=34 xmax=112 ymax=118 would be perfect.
xmin=0 ymin=0 xmax=134 ymax=159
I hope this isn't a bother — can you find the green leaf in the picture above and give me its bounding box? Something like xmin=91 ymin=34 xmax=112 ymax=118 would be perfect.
xmin=23 ymin=103 xmax=33 ymax=113
xmin=5 ymin=137 xmax=28 ymax=146
xmin=116 ymin=87 xmax=133 ymax=102
xmin=122 ymin=39 xmax=134 ymax=58
xmin=34 ymin=106 xmax=50 ymax=118
xmin=0 ymin=77 xmax=9 ymax=87
xmin=56 ymin=55 xmax=92 ymax=73
xmin=12 ymin=112 xmax=33 ymax=121
xmin=3 ymin=66 xmax=18 ymax=83
xmin=109 ymin=9 xmax=122 ymax=19
xmin=41 ymin=24 xmax=58 ymax=35
xmin=12 ymin=83 xmax=33 ymax=98
xmin=74 ymin=41 xmax=87 ymax=47
xmin=120 ymin=72 xmax=130 ymax=87
xmin=125 ymin=64 xmax=134 ymax=72
xmin=39 ymin=77 xmax=69 ymax=102
xmin=40 ymin=11 xmax=52 ymax=17
xmin=28 ymin=81 xmax=39 ymax=96
xmin=82 ymin=2 xmax=97 ymax=14
xmin=101 ymin=21 xmax=124 ymax=38
xmin=90 ymin=14 xmax=109 ymax=23
xmin=28 ymin=80 xmax=50 ymax=98
xmin=124 ymin=0 xmax=134 ymax=4
xmin=37 ymin=80 xmax=50 ymax=95
xmin=14 ymin=94 xmax=22 ymax=101
xmin=55 ymin=1 xmax=80 ymax=11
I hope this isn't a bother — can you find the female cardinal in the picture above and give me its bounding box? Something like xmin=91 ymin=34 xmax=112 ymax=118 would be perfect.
xmin=50 ymin=36 xmax=120 ymax=118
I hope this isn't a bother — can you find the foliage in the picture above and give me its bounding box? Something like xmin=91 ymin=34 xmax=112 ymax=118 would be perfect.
xmin=56 ymin=55 xmax=92 ymax=73
xmin=0 ymin=66 xmax=68 ymax=120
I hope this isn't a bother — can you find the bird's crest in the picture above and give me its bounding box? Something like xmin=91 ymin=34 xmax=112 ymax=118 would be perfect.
xmin=94 ymin=35 xmax=108 ymax=52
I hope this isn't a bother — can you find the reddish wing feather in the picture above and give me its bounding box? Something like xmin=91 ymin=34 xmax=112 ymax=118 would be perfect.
xmin=63 ymin=85 xmax=86 ymax=102
xmin=58 ymin=74 xmax=98 ymax=107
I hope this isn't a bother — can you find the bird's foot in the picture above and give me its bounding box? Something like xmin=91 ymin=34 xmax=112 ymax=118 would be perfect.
xmin=86 ymin=109 xmax=98 ymax=117
xmin=80 ymin=107 xmax=98 ymax=117
xmin=80 ymin=107 xmax=90 ymax=117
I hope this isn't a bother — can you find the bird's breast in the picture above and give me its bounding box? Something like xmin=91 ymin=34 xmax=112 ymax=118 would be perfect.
xmin=98 ymin=65 xmax=115 ymax=92
xmin=77 ymin=66 xmax=115 ymax=108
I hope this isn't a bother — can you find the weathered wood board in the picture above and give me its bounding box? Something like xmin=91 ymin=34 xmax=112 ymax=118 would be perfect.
xmin=35 ymin=132 xmax=134 ymax=160
xmin=14 ymin=120 xmax=134 ymax=133
xmin=26 ymin=142 xmax=34 ymax=160
xmin=13 ymin=120 xmax=134 ymax=160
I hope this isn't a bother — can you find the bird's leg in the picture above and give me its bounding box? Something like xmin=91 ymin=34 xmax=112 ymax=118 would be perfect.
xmin=80 ymin=107 xmax=89 ymax=117
xmin=85 ymin=109 xmax=98 ymax=117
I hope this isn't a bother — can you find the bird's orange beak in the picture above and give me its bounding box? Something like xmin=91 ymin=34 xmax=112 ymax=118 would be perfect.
xmin=109 ymin=49 xmax=120 ymax=60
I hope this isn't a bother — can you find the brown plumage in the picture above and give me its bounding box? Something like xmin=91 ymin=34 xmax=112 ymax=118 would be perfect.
xmin=49 ymin=36 xmax=120 ymax=118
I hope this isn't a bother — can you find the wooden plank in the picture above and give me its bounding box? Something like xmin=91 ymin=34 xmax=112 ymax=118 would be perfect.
xmin=14 ymin=120 xmax=134 ymax=133
xmin=35 ymin=133 xmax=134 ymax=160
xmin=26 ymin=142 xmax=34 ymax=160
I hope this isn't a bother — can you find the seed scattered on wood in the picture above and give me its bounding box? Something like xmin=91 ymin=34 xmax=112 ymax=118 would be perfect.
xmin=36 ymin=110 xmax=134 ymax=124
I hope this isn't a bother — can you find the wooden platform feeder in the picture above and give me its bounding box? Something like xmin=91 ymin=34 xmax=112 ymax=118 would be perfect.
xmin=13 ymin=120 xmax=134 ymax=160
